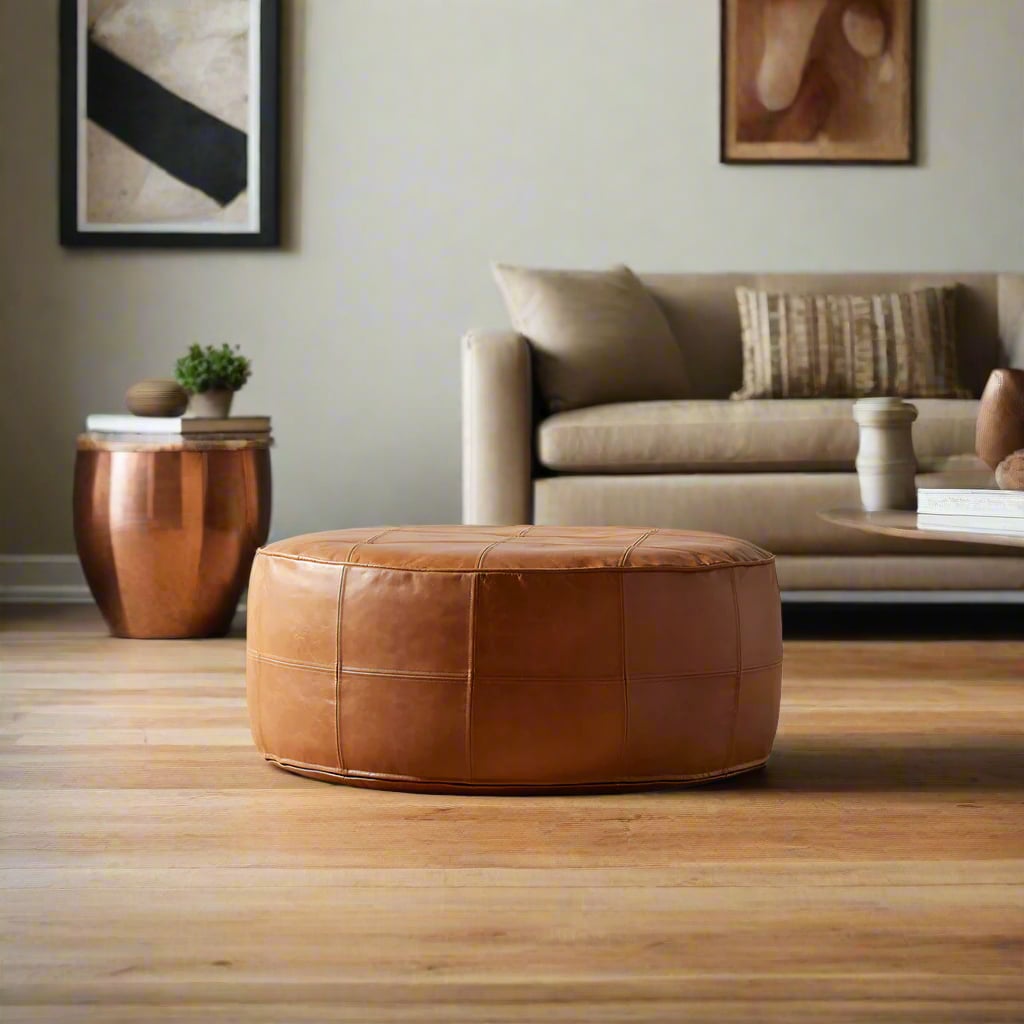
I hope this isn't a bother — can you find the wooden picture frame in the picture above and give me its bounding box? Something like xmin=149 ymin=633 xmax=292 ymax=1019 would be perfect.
xmin=60 ymin=0 xmax=280 ymax=248
xmin=721 ymin=0 xmax=915 ymax=165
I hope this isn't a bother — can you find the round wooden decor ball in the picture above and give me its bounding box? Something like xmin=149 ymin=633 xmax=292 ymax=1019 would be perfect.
xmin=125 ymin=379 xmax=189 ymax=417
xmin=995 ymin=451 xmax=1024 ymax=492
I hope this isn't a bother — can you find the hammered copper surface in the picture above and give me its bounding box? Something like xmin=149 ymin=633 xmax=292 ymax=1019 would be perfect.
xmin=74 ymin=441 xmax=271 ymax=639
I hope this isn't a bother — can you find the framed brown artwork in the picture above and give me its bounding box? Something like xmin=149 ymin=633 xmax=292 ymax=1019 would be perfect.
xmin=721 ymin=0 xmax=916 ymax=164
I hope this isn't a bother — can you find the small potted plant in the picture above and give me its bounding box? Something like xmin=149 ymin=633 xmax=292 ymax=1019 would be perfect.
xmin=175 ymin=344 xmax=252 ymax=418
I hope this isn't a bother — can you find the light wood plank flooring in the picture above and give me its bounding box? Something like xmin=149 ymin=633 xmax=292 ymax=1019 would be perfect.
xmin=1 ymin=604 xmax=1022 ymax=1023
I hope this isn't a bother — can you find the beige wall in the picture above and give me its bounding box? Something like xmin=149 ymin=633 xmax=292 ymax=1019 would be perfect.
xmin=1 ymin=0 xmax=1022 ymax=555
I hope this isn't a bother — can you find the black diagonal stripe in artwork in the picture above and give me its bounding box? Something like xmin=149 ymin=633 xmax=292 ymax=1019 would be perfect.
xmin=87 ymin=39 xmax=247 ymax=207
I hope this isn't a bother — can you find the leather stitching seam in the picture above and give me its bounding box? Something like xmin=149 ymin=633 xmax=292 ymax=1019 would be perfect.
xmin=245 ymin=652 xmax=783 ymax=681
xmin=265 ymin=755 xmax=770 ymax=787
xmin=474 ymin=525 xmax=533 ymax=569
xmin=618 ymin=570 xmax=629 ymax=774
xmin=257 ymin=551 xmax=776 ymax=574
xmin=335 ymin=564 xmax=348 ymax=771
xmin=466 ymin=528 xmax=528 ymax=779
xmin=246 ymin=651 xmax=336 ymax=674
xmin=340 ymin=665 xmax=469 ymax=681
xmin=725 ymin=566 xmax=743 ymax=771
xmin=345 ymin=526 xmax=397 ymax=565
xmin=618 ymin=528 xmax=657 ymax=567
xmin=466 ymin=574 xmax=478 ymax=782
xmin=252 ymin=556 xmax=266 ymax=752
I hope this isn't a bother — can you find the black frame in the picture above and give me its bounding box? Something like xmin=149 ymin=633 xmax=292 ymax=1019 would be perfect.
xmin=60 ymin=0 xmax=280 ymax=248
xmin=719 ymin=0 xmax=917 ymax=166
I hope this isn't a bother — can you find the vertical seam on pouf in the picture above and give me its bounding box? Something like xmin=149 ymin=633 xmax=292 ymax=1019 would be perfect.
xmin=616 ymin=530 xmax=651 ymax=777
xmin=335 ymin=564 xmax=349 ymax=772
xmin=725 ymin=565 xmax=743 ymax=771
xmin=617 ymin=569 xmax=630 ymax=778
xmin=466 ymin=572 xmax=479 ymax=781
xmin=468 ymin=529 xmax=528 ymax=782
xmin=346 ymin=526 xmax=396 ymax=564
xmin=252 ymin=554 xmax=266 ymax=753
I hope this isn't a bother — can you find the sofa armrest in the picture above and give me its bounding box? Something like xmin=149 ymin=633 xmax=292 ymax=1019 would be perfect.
xmin=461 ymin=329 xmax=533 ymax=525
xmin=998 ymin=274 xmax=1024 ymax=369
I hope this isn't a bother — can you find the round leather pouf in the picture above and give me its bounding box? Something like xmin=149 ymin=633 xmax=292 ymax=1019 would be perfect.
xmin=245 ymin=526 xmax=783 ymax=794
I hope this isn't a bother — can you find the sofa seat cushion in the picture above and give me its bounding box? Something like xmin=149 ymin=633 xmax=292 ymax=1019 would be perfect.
xmin=537 ymin=398 xmax=982 ymax=473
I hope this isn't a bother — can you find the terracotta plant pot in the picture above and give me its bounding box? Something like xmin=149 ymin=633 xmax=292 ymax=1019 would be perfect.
xmin=186 ymin=389 xmax=234 ymax=419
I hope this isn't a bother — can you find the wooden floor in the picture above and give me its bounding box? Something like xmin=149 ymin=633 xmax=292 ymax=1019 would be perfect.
xmin=1 ymin=604 xmax=1022 ymax=1023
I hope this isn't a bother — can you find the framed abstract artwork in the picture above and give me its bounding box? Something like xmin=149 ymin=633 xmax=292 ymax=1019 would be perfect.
xmin=60 ymin=0 xmax=280 ymax=247
xmin=721 ymin=0 xmax=915 ymax=164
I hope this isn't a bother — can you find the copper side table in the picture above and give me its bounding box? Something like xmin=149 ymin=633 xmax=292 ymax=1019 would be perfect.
xmin=74 ymin=433 xmax=272 ymax=638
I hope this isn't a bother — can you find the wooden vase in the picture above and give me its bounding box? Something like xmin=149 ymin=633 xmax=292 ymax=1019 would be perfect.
xmin=976 ymin=369 xmax=1024 ymax=473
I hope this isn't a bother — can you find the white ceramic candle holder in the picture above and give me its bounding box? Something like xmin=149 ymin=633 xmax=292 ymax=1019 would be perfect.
xmin=853 ymin=398 xmax=919 ymax=511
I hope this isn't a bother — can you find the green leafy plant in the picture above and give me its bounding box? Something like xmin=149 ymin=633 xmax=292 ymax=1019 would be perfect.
xmin=174 ymin=344 xmax=252 ymax=394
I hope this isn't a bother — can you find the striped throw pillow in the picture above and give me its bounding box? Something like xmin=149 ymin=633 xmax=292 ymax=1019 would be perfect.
xmin=732 ymin=287 xmax=969 ymax=400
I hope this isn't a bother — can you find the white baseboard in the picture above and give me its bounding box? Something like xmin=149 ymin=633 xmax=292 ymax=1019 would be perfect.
xmin=0 ymin=555 xmax=251 ymax=611
xmin=0 ymin=555 xmax=92 ymax=604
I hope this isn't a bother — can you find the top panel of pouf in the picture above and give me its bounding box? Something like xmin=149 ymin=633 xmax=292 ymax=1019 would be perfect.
xmin=259 ymin=526 xmax=773 ymax=572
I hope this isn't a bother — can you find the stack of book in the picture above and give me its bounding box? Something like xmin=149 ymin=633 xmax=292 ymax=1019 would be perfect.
xmin=86 ymin=414 xmax=270 ymax=437
xmin=917 ymin=488 xmax=1024 ymax=536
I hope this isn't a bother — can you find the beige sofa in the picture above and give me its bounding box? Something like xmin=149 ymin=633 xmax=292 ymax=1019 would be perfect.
xmin=462 ymin=273 xmax=1024 ymax=593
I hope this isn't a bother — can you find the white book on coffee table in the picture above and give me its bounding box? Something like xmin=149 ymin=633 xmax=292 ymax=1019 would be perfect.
xmin=917 ymin=511 xmax=1024 ymax=535
xmin=916 ymin=488 xmax=1024 ymax=518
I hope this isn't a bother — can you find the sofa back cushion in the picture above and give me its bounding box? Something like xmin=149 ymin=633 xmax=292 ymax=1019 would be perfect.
xmin=641 ymin=273 xmax=1003 ymax=399
xmin=493 ymin=264 xmax=690 ymax=412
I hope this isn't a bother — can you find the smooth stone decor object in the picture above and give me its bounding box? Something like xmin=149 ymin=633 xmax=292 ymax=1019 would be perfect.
xmin=74 ymin=433 xmax=272 ymax=638
xmin=995 ymin=451 xmax=1024 ymax=491
xmin=124 ymin=378 xmax=188 ymax=417
xmin=976 ymin=368 xmax=1024 ymax=470
xmin=186 ymin=389 xmax=234 ymax=418
xmin=853 ymin=398 xmax=918 ymax=511
xmin=246 ymin=525 xmax=783 ymax=794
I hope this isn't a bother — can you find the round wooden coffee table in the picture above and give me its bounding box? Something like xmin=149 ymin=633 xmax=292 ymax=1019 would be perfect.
xmin=74 ymin=433 xmax=272 ymax=638
xmin=820 ymin=508 xmax=1024 ymax=550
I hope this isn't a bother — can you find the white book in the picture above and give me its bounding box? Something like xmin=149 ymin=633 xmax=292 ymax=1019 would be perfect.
xmin=916 ymin=488 xmax=1024 ymax=518
xmin=86 ymin=414 xmax=270 ymax=435
xmin=917 ymin=512 xmax=1024 ymax=535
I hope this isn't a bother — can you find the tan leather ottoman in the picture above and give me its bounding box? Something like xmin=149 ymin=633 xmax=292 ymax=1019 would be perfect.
xmin=245 ymin=526 xmax=782 ymax=793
